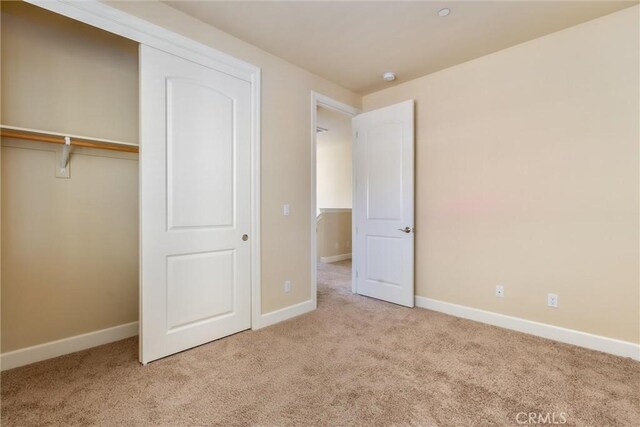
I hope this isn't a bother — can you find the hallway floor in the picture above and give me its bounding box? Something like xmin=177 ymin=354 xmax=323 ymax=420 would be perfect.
xmin=2 ymin=260 xmax=638 ymax=426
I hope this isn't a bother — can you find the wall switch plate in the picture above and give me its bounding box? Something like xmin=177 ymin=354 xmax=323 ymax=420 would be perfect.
xmin=547 ymin=293 xmax=558 ymax=308
xmin=284 ymin=280 xmax=292 ymax=293
xmin=283 ymin=204 xmax=290 ymax=216
xmin=495 ymin=285 xmax=504 ymax=298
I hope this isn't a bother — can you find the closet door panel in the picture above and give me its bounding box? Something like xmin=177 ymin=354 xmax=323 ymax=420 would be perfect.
xmin=167 ymin=78 xmax=234 ymax=230
xmin=140 ymin=45 xmax=251 ymax=364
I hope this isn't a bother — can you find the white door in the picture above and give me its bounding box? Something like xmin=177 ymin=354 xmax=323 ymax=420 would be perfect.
xmin=140 ymin=45 xmax=252 ymax=364
xmin=353 ymin=100 xmax=415 ymax=307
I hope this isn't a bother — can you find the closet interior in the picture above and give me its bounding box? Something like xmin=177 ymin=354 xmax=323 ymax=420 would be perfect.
xmin=1 ymin=1 xmax=140 ymax=363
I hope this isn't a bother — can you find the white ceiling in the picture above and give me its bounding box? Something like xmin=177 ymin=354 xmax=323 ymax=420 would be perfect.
xmin=164 ymin=1 xmax=637 ymax=94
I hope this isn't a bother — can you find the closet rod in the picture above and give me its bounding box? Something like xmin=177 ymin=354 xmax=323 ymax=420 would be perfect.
xmin=0 ymin=126 xmax=139 ymax=154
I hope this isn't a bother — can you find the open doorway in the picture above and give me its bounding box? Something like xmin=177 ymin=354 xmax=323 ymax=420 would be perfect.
xmin=310 ymin=94 xmax=415 ymax=310
xmin=310 ymin=93 xmax=359 ymax=307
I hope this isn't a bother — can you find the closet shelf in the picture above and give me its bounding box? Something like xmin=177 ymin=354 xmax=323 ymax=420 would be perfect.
xmin=0 ymin=125 xmax=139 ymax=153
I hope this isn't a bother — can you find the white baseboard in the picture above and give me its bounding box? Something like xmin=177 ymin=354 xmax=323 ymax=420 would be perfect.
xmin=415 ymin=296 xmax=640 ymax=361
xmin=253 ymin=299 xmax=315 ymax=330
xmin=320 ymin=253 xmax=352 ymax=263
xmin=1 ymin=321 xmax=139 ymax=371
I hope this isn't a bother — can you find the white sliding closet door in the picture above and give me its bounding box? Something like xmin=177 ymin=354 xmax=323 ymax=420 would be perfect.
xmin=140 ymin=45 xmax=252 ymax=364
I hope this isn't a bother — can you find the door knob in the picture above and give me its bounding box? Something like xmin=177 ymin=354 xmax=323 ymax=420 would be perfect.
xmin=397 ymin=227 xmax=413 ymax=234
xmin=242 ymin=234 xmax=248 ymax=241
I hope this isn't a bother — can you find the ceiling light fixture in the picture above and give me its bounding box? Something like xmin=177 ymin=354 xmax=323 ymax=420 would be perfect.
xmin=438 ymin=8 xmax=451 ymax=17
xmin=382 ymin=71 xmax=396 ymax=82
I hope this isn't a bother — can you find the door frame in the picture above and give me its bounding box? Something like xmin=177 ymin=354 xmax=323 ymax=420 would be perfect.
xmin=27 ymin=0 xmax=263 ymax=333
xmin=310 ymin=92 xmax=360 ymax=303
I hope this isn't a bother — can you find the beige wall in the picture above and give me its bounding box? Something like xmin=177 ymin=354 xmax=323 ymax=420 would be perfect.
xmin=1 ymin=1 xmax=139 ymax=352
xmin=2 ymin=1 xmax=361 ymax=352
xmin=0 ymin=1 xmax=138 ymax=142
xmin=2 ymin=0 xmax=360 ymax=353
xmin=317 ymin=211 xmax=352 ymax=262
xmin=363 ymin=6 xmax=640 ymax=343
xmin=107 ymin=1 xmax=361 ymax=314
xmin=1 ymin=142 xmax=139 ymax=352
xmin=6 ymin=0 xmax=633 ymax=352
xmin=317 ymin=106 xmax=352 ymax=210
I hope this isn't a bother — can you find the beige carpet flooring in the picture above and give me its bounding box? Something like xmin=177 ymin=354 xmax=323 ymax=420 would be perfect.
xmin=2 ymin=260 xmax=639 ymax=426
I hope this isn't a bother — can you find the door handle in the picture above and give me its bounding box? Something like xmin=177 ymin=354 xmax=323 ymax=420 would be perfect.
xmin=397 ymin=227 xmax=413 ymax=234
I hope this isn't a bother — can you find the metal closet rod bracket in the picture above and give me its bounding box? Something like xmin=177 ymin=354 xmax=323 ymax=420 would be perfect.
xmin=60 ymin=136 xmax=71 ymax=172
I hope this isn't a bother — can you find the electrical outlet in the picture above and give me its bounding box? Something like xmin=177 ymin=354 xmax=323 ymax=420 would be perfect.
xmin=346 ymin=241 xmax=351 ymax=248
xmin=284 ymin=280 xmax=292 ymax=293
xmin=283 ymin=204 xmax=290 ymax=216
xmin=495 ymin=285 xmax=504 ymax=298
xmin=334 ymin=242 xmax=339 ymax=249
xmin=547 ymin=293 xmax=558 ymax=308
